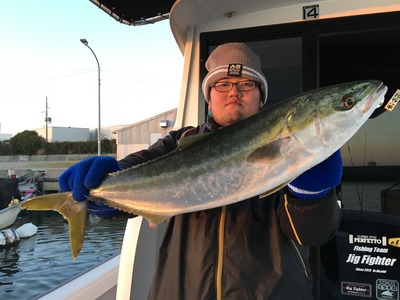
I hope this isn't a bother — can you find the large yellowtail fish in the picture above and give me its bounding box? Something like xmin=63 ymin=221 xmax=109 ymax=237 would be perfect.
xmin=20 ymin=80 xmax=387 ymax=259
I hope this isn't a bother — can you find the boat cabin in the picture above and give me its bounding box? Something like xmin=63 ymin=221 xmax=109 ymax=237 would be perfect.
xmin=42 ymin=1 xmax=400 ymax=299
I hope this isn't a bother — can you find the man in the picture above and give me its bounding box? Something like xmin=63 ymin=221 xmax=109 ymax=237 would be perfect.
xmin=60 ymin=43 xmax=342 ymax=299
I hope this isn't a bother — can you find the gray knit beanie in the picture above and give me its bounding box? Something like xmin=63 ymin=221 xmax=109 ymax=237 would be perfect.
xmin=202 ymin=43 xmax=268 ymax=105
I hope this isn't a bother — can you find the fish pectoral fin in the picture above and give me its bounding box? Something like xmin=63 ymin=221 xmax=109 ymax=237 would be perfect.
xmin=246 ymin=137 xmax=292 ymax=163
xmin=146 ymin=214 xmax=171 ymax=228
xmin=19 ymin=192 xmax=87 ymax=260
xmin=176 ymin=132 xmax=213 ymax=151
xmin=259 ymin=180 xmax=292 ymax=199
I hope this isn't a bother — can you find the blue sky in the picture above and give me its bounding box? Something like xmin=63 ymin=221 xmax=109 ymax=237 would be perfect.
xmin=0 ymin=1 xmax=183 ymax=136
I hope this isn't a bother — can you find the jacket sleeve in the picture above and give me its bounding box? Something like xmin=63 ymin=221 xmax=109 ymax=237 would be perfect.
xmin=276 ymin=187 xmax=342 ymax=247
xmin=118 ymin=126 xmax=194 ymax=170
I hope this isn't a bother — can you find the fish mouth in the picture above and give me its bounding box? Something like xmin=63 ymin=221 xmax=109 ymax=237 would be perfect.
xmin=361 ymin=82 xmax=388 ymax=114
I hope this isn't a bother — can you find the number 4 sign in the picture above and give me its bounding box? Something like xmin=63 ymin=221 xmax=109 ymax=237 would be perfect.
xmin=303 ymin=4 xmax=320 ymax=20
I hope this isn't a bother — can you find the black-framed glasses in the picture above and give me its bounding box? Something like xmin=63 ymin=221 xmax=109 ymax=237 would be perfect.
xmin=211 ymin=80 xmax=258 ymax=92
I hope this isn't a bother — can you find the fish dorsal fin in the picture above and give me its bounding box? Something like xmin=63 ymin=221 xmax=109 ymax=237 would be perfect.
xmin=176 ymin=132 xmax=213 ymax=151
xmin=246 ymin=137 xmax=292 ymax=163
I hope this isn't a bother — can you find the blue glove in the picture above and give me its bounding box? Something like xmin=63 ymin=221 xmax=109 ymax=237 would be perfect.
xmin=288 ymin=150 xmax=342 ymax=200
xmin=59 ymin=156 xmax=121 ymax=217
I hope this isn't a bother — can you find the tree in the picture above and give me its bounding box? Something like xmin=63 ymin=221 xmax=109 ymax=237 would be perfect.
xmin=9 ymin=130 xmax=45 ymax=155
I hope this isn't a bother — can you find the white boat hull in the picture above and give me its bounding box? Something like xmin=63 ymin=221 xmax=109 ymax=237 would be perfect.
xmin=0 ymin=200 xmax=26 ymax=230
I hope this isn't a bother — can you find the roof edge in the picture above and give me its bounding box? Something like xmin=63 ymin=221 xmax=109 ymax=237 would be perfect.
xmin=90 ymin=0 xmax=170 ymax=26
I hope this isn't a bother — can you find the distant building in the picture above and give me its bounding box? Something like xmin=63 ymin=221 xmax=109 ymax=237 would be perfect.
xmin=0 ymin=134 xmax=12 ymax=142
xmin=113 ymin=108 xmax=177 ymax=159
xmin=35 ymin=126 xmax=90 ymax=142
xmin=101 ymin=125 xmax=125 ymax=140
xmin=34 ymin=125 xmax=127 ymax=142
xmin=31 ymin=109 xmax=177 ymax=149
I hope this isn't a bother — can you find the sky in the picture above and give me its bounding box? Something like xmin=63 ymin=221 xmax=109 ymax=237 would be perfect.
xmin=0 ymin=1 xmax=183 ymax=136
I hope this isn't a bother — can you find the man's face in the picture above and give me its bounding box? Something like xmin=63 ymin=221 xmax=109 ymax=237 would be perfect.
xmin=209 ymin=78 xmax=262 ymax=127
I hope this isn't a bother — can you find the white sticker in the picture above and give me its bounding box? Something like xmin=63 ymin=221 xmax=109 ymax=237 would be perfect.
xmin=303 ymin=4 xmax=319 ymax=20
xmin=385 ymin=89 xmax=400 ymax=112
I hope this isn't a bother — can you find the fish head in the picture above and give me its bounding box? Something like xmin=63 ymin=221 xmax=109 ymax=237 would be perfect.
xmin=286 ymin=80 xmax=387 ymax=155
xmin=332 ymin=80 xmax=387 ymax=116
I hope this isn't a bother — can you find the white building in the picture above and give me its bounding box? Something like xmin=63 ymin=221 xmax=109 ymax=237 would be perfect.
xmin=113 ymin=108 xmax=177 ymax=159
xmin=0 ymin=134 xmax=12 ymax=142
xmin=35 ymin=126 xmax=90 ymax=142
xmin=34 ymin=125 xmax=125 ymax=142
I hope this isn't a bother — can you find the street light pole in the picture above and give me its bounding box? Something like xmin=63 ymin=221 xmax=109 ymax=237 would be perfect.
xmin=80 ymin=38 xmax=101 ymax=156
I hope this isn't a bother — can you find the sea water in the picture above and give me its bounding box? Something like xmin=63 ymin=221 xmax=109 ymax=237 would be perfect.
xmin=0 ymin=211 xmax=127 ymax=300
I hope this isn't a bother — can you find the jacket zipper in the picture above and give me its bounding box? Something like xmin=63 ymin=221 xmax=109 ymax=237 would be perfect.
xmin=284 ymin=194 xmax=309 ymax=278
xmin=290 ymin=239 xmax=310 ymax=278
xmin=216 ymin=205 xmax=227 ymax=300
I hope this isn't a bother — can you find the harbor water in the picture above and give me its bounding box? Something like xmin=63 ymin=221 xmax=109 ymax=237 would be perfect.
xmin=0 ymin=211 xmax=127 ymax=300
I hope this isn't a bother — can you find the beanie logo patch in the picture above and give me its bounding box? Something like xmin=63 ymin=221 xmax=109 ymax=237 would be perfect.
xmin=227 ymin=64 xmax=243 ymax=77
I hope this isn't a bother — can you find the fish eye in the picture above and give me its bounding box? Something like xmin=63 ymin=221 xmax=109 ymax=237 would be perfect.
xmin=342 ymin=96 xmax=355 ymax=109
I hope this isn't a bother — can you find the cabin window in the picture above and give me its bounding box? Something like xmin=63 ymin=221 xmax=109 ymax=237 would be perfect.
xmin=200 ymin=11 xmax=400 ymax=299
xmin=200 ymin=11 xmax=400 ymax=215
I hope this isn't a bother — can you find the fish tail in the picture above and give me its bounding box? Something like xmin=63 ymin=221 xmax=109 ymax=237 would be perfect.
xmin=19 ymin=192 xmax=87 ymax=260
